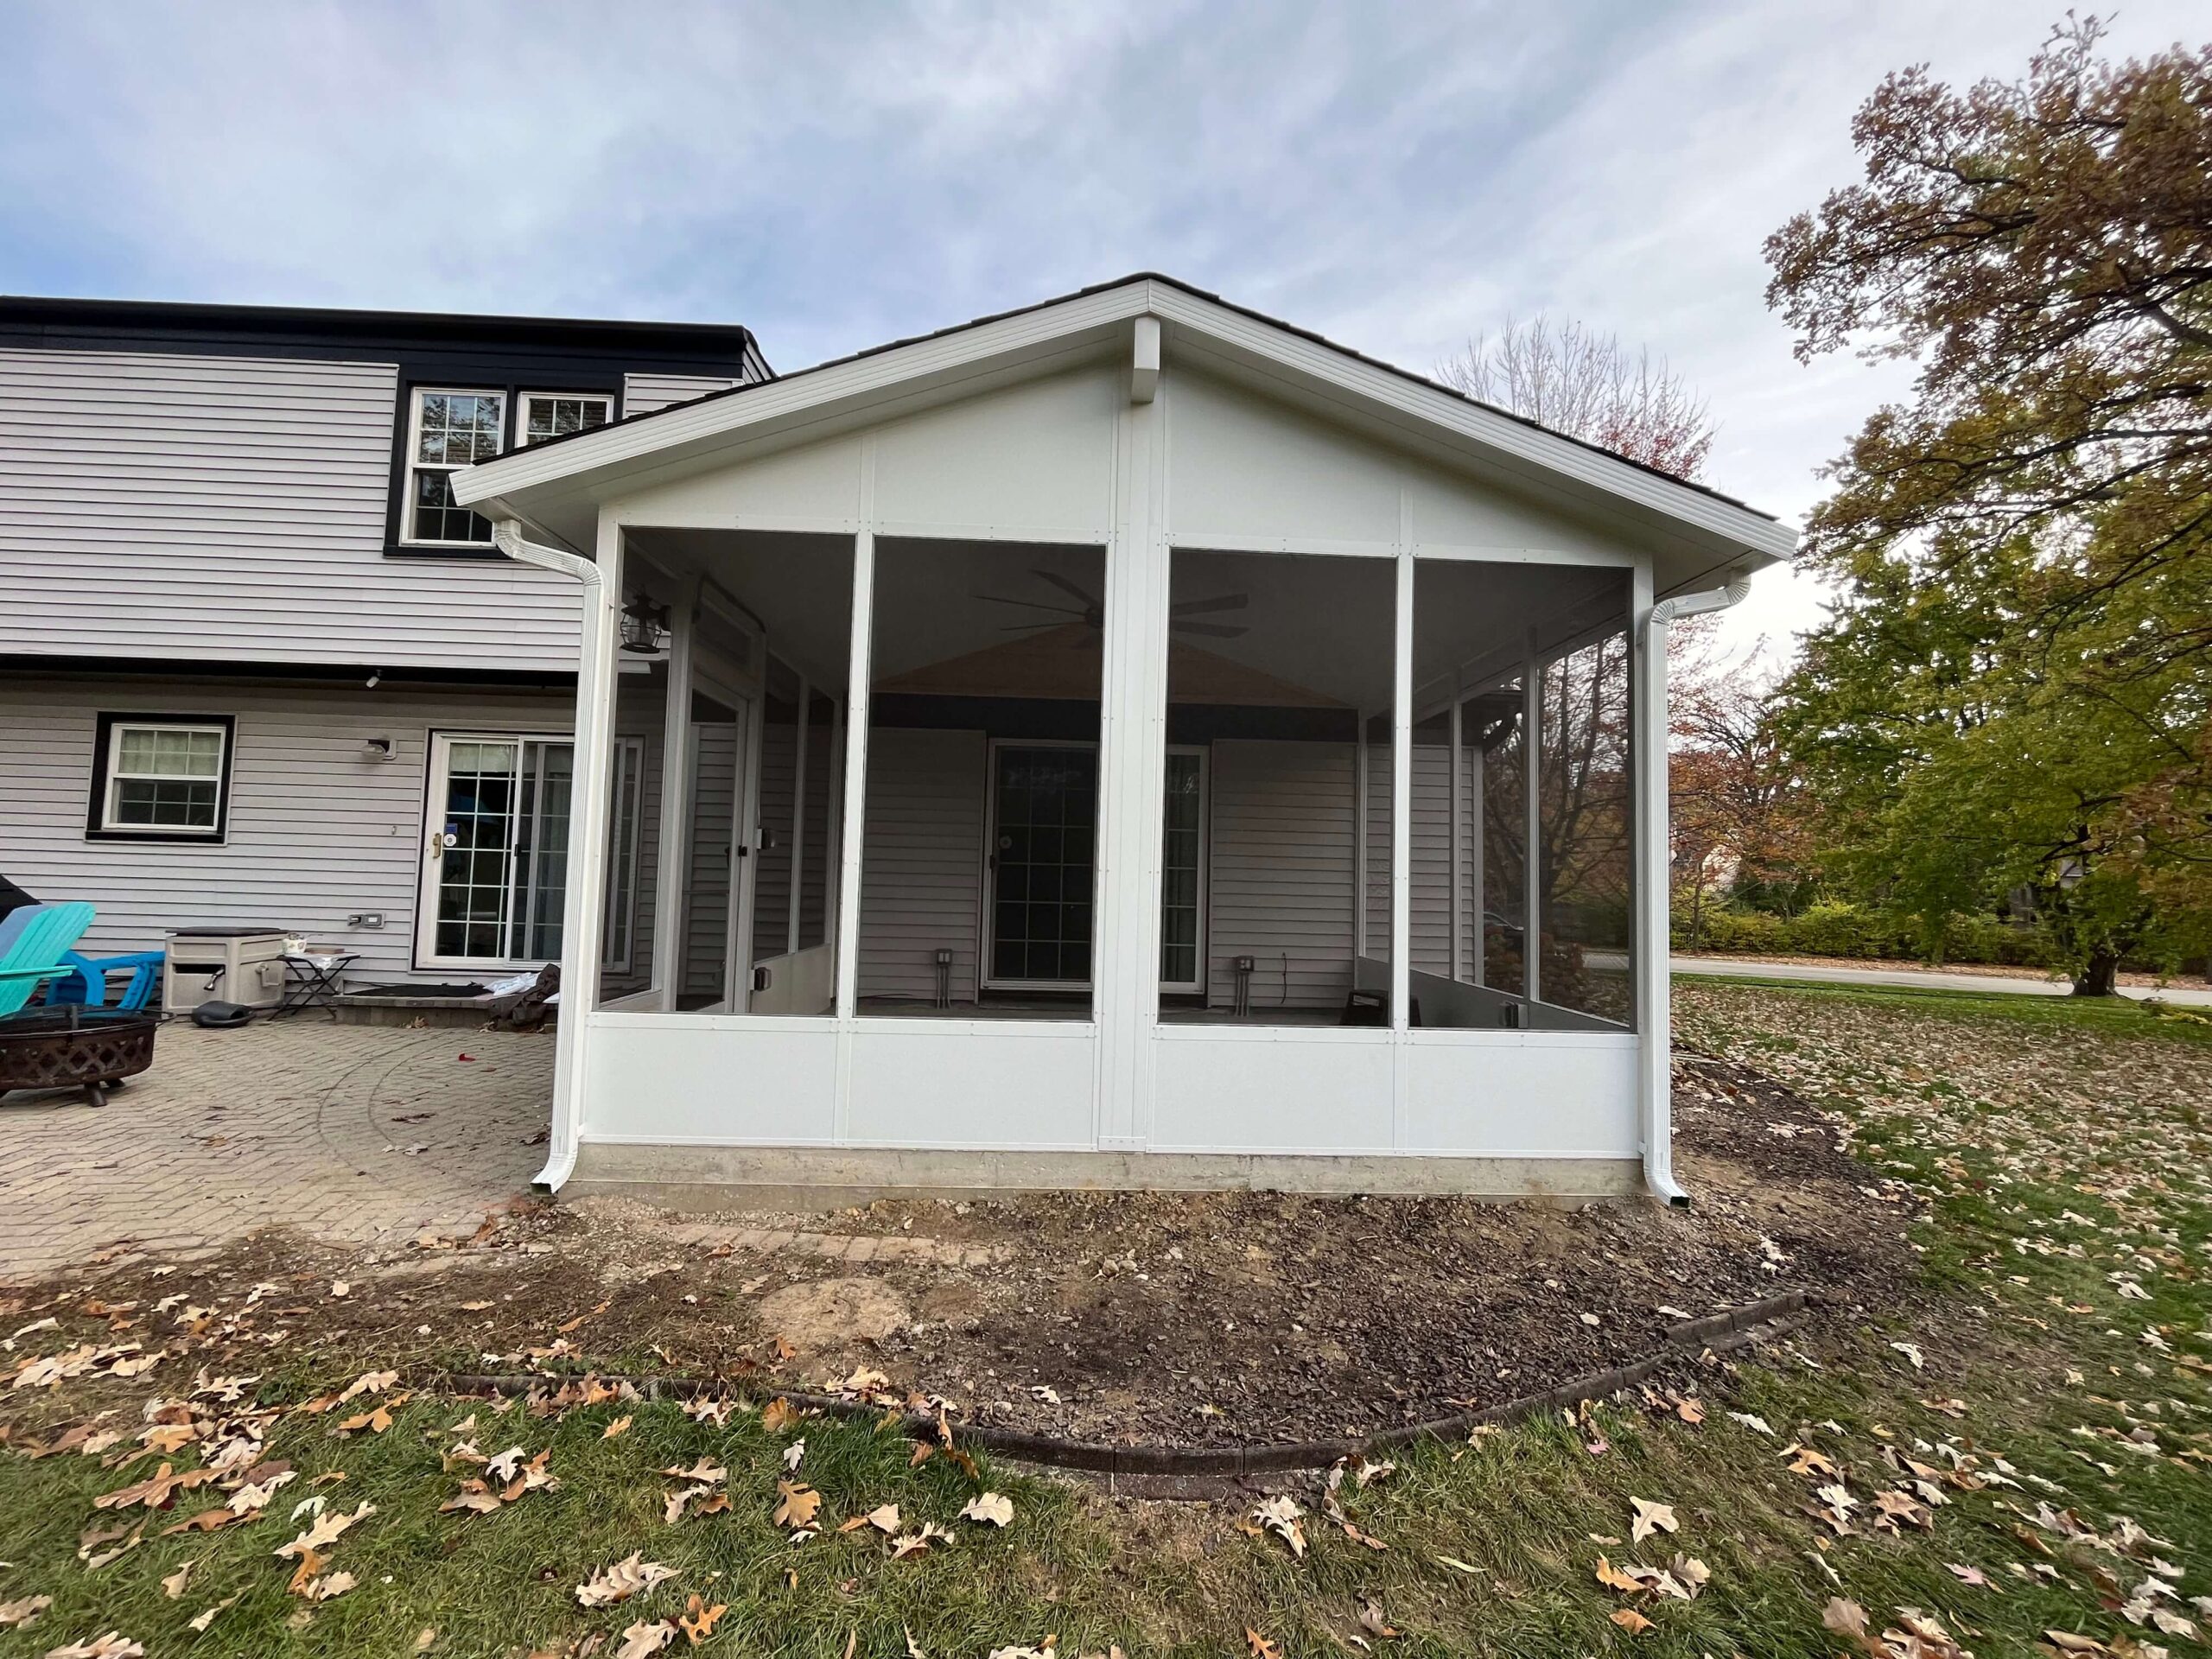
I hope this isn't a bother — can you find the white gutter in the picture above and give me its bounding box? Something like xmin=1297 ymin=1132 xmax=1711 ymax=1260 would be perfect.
xmin=1652 ymin=571 xmax=1754 ymax=627
xmin=492 ymin=519 xmax=601 ymax=1192
xmin=1636 ymin=568 xmax=1754 ymax=1206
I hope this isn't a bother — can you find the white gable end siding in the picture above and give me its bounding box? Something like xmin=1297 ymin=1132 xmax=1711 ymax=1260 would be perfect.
xmin=0 ymin=347 xmax=581 ymax=671
xmin=621 ymin=372 xmax=743 ymax=417
xmin=0 ymin=677 xmax=572 ymax=977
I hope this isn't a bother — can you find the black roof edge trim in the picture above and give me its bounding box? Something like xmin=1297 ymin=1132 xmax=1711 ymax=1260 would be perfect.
xmin=0 ymin=292 xmax=767 ymax=369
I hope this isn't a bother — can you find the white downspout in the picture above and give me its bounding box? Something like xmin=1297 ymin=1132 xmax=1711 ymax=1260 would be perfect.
xmin=493 ymin=518 xmax=605 ymax=1192
xmin=1636 ymin=569 xmax=1753 ymax=1206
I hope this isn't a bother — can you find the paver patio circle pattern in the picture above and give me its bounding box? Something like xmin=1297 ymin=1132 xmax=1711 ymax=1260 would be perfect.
xmin=0 ymin=1019 xmax=551 ymax=1281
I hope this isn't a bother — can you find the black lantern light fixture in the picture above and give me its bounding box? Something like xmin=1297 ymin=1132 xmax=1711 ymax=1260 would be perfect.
xmin=620 ymin=596 xmax=671 ymax=655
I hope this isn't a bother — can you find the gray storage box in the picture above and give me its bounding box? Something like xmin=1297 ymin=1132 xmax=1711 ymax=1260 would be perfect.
xmin=163 ymin=927 xmax=289 ymax=1012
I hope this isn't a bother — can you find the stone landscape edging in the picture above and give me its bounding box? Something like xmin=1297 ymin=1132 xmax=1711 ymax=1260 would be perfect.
xmin=417 ymin=1287 xmax=1813 ymax=1478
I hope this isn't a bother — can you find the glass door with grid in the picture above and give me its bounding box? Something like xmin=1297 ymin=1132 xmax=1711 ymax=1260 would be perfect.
xmin=417 ymin=733 xmax=636 ymax=970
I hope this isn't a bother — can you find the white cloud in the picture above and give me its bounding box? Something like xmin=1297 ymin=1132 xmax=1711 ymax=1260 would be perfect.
xmin=2 ymin=0 xmax=2200 ymax=650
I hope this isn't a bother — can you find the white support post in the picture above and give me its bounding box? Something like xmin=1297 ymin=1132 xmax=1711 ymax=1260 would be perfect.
xmin=833 ymin=530 xmax=876 ymax=1019
xmin=1469 ymin=740 xmax=1486 ymax=988
xmin=787 ymin=673 xmax=809 ymax=956
xmin=650 ymin=582 xmax=697 ymax=1009
xmin=1096 ymin=335 xmax=1172 ymax=1151
xmin=1522 ymin=637 xmax=1542 ymax=1008
xmin=823 ymin=693 xmax=846 ymax=952
xmin=1447 ymin=690 xmax=1464 ymax=982
xmin=1389 ymin=550 xmax=1413 ymax=1033
xmin=1352 ymin=720 xmax=1369 ymax=958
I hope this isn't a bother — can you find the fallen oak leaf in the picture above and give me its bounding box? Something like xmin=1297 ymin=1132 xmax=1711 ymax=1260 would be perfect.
xmin=679 ymin=1594 xmax=726 ymax=1644
xmin=960 ymin=1491 xmax=1014 ymax=1527
xmin=1611 ymin=1608 xmax=1654 ymax=1636
xmin=602 ymin=1414 xmax=632 ymax=1440
xmin=1629 ymin=1497 xmax=1678 ymax=1544
xmin=0 ymin=1596 xmax=50 ymax=1629
xmin=616 ymin=1619 xmax=677 ymax=1659
xmin=1250 ymin=1495 xmax=1306 ymax=1558
xmin=39 ymin=1632 xmax=143 ymax=1657
xmin=772 ymin=1480 xmax=821 ymax=1531
xmin=186 ymin=1594 xmax=240 ymax=1633
xmin=576 ymin=1553 xmax=677 ymax=1608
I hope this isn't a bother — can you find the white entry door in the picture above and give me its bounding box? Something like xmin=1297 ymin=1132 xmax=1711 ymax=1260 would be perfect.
xmin=416 ymin=731 xmax=639 ymax=971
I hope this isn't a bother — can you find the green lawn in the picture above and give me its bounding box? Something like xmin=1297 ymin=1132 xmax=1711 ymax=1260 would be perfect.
xmin=4 ymin=982 xmax=2209 ymax=1658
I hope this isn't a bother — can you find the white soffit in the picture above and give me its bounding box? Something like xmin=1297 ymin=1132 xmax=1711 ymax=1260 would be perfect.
xmin=451 ymin=275 xmax=1796 ymax=570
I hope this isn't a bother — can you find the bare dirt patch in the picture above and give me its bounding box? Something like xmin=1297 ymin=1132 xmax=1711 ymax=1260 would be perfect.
xmin=757 ymin=1276 xmax=912 ymax=1349
xmin=2 ymin=1055 xmax=1909 ymax=1451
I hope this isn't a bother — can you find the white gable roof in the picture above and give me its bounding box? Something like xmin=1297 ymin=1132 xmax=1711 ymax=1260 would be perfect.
xmin=453 ymin=274 xmax=1794 ymax=586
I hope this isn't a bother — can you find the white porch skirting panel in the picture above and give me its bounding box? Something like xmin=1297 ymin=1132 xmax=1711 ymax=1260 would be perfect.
xmin=574 ymin=1014 xmax=1638 ymax=1193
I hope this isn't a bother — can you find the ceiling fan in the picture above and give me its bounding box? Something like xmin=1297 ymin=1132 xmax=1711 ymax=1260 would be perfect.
xmin=974 ymin=569 xmax=1249 ymax=638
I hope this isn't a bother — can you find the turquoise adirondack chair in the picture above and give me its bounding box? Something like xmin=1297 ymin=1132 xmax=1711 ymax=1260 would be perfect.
xmin=0 ymin=902 xmax=99 ymax=1018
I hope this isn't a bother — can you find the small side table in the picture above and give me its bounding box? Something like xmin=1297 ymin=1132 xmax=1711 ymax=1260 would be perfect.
xmin=277 ymin=950 xmax=358 ymax=1020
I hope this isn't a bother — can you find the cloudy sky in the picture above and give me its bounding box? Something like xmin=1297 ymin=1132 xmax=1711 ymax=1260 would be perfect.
xmin=3 ymin=1 xmax=2200 ymax=655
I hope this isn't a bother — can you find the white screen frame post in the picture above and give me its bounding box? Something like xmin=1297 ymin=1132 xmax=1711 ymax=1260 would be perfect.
xmin=833 ymin=527 xmax=877 ymax=1020
xmin=650 ymin=578 xmax=699 ymax=1008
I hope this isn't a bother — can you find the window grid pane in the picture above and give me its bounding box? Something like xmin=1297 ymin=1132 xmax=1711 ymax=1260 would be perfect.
xmin=107 ymin=723 xmax=225 ymax=830
xmin=409 ymin=390 xmax=503 ymax=543
xmin=524 ymin=395 xmax=612 ymax=446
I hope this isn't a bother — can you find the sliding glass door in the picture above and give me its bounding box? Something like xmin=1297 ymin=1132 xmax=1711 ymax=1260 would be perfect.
xmin=417 ymin=731 xmax=639 ymax=971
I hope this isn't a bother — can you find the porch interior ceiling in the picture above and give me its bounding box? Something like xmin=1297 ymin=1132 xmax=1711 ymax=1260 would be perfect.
xmin=626 ymin=528 xmax=1620 ymax=710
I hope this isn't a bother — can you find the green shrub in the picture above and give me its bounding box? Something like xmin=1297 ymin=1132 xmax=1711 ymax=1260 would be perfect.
xmin=1672 ymin=898 xmax=2050 ymax=966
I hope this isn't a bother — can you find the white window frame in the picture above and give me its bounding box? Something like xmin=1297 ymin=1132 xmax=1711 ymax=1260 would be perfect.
xmin=100 ymin=720 xmax=229 ymax=837
xmin=416 ymin=729 xmax=645 ymax=972
xmin=402 ymin=387 xmax=506 ymax=548
xmin=517 ymin=391 xmax=617 ymax=449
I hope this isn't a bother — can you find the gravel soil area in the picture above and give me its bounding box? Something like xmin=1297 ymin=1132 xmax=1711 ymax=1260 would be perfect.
xmin=2 ymin=1055 xmax=1910 ymax=1450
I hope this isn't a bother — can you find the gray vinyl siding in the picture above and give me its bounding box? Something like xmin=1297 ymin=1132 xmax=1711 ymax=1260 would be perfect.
xmin=0 ymin=676 xmax=572 ymax=981
xmin=0 ymin=346 xmax=582 ymax=671
xmin=749 ymin=709 xmax=798 ymax=963
xmin=1206 ymin=740 xmax=1357 ymax=1010
xmin=1364 ymin=733 xmax=1478 ymax=983
xmin=856 ymin=728 xmax=985 ymax=1004
xmin=682 ymin=725 xmax=739 ymax=1001
xmin=622 ymin=372 xmax=744 ymax=416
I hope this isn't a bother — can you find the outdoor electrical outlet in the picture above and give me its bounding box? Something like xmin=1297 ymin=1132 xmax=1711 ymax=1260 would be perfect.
xmin=1235 ymin=956 xmax=1255 ymax=972
xmin=346 ymin=912 xmax=385 ymax=928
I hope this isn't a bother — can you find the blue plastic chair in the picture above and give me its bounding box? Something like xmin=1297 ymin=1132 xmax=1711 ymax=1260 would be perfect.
xmin=51 ymin=948 xmax=166 ymax=1012
xmin=0 ymin=903 xmax=99 ymax=1018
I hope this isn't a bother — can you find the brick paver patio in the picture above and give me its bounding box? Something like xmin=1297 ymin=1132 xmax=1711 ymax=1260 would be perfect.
xmin=0 ymin=1019 xmax=551 ymax=1282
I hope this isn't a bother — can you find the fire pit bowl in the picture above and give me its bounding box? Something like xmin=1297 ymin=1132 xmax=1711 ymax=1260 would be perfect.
xmin=0 ymin=1007 xmax=157 ymax=1107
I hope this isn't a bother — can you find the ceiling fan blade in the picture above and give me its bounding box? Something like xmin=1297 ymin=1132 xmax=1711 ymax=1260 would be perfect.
xmin=1172 ymin=620 xmax=1249 ymax=639
xmin=972 ymin=593 xmax=1088 ymax=616
xmin=1171 ymin=592 xmax=1249 ymax=615
xmin=1030 ymin=569 xmax=1100 ymax=608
